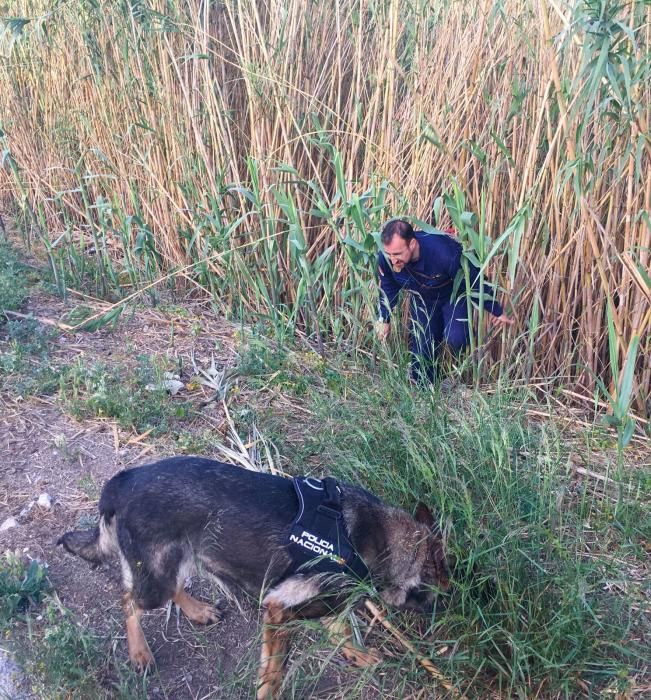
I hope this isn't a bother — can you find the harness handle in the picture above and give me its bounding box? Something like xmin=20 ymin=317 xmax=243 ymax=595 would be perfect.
xmin=320 ymin=477 xmax=342 ymax=512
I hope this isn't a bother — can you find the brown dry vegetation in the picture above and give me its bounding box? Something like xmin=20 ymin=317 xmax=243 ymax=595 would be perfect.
xmin=0 ymin=1 xmax=649 ymax=411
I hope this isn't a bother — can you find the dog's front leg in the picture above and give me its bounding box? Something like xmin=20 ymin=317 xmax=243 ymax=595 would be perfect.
xmin=257 ymin=601 xmax=293 ymax=700
xmin=123 ymin=593 xmax=153 ymax=671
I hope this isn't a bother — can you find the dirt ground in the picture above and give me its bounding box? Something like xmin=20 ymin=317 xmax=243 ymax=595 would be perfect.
xmin=0 ymin=290 xmax=384 ymax=699
xmin=1 ymin=289 xmax=249 ymax=695
xmin=1 ymin=401 xmax=260 ymax=698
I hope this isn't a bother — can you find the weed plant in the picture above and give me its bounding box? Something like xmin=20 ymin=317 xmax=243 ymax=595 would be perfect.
xmin=0 ymin=553 xmax=50 ymax=626
xmin=60 ymin=357 xmax=192 ymax=434
xmin=0 ymin=318 xmax=61 ymax=396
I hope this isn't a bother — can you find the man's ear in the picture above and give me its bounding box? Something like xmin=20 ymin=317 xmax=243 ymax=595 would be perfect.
xmin=414 ymin=502 xmax=435 ymax=527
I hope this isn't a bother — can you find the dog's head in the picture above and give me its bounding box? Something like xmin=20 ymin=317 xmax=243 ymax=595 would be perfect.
xmin=406 ymin=502 xmax=450 ymax=611
xmin=380 ymin=502 xmax=450 ymax=613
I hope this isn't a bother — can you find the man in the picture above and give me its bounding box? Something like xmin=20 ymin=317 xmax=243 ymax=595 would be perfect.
xmin=377 ymin=219 xmax=513 ymax=384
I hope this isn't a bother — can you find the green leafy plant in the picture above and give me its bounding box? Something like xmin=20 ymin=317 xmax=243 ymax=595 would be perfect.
xmin=0 ymin=553 xmax=51 ymax=624
xmin=0 ymin=236 xmax=29 ymax=313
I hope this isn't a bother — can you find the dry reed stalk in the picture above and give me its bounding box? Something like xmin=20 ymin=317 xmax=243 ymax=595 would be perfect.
xmin=364 ymin=600 xmax=462 ymax=697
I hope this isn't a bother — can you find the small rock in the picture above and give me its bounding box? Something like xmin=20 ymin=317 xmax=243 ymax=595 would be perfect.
xmin=164 ymin=379 xmax=184 ymax=395
xmin=37 ymin=493 xmax=53 ymax=509
xmin=19 ymin=502 xmax=34 ymax=518
xmin=0 ymin=517 xmax=18 ymax=532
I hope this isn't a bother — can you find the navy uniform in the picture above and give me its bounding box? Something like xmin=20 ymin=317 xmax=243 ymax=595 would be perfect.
xmin=378 ymin=230 xmax=503 ymax=383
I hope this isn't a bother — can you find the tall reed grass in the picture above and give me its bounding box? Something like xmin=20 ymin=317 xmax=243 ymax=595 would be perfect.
xmin=0 ymin=0 xmax=649 ymax=415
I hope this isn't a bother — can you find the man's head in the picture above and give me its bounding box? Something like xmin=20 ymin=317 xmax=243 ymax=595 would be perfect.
xmin=381 ymin=220 xmax=419 ymax=272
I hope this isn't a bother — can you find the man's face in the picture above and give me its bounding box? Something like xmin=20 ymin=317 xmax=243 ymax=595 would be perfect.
xmin=383 ymin=235 xmax=416 ymax=272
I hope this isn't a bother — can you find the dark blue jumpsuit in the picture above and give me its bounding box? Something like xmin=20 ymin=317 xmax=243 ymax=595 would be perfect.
xmin=378 ymin=231 xmax=503 ymax=383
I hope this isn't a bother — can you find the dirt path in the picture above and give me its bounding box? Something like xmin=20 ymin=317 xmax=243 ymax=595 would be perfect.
xmin=2 ymin=399 xmax=258 ymax=698
xmin=0 ymin=287 xmax=271 ymax=697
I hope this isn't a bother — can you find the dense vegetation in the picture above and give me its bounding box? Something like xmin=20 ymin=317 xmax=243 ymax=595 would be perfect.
xmin=0 ymin=0 xmax=649 ymax=415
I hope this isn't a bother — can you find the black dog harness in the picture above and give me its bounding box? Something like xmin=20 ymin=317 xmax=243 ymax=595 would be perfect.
xmin=286 ymin=476 xmax=369 ymax=580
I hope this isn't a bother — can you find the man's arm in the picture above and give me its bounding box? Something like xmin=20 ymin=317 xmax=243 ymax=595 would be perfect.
xmin=377 ymin=252 xmax=401 ymax=322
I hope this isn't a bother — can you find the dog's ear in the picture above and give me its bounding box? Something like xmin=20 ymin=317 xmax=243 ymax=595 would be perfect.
xmin=414 ymin=502 xmax=435 ymax=527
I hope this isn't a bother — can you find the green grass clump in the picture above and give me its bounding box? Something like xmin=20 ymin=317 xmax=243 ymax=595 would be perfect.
xmin=60 ymin=356 xmax=191 ymax=433
xmin=237 ymin=336 xmax=321 ymax=396
xmin=0 ymin=318 xmax=62 ymax=396
xmin=0 ymin=236 xmax=29 ymax=314
xmin=0 ymin=552 xmax=51 ymax=626
xmin=27 ymin=601 xmax=102 ymax=697
xmin=0 ymin=242 xmax=62 ymax=397
xmin=24 ymin=600 xmax=148 ymax=700
xmin=172 ymin=428 xmax=218 ymax=454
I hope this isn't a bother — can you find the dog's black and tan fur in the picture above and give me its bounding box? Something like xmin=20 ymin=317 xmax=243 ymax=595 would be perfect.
xmin=59 ymin=457 xmax=449 ymax=698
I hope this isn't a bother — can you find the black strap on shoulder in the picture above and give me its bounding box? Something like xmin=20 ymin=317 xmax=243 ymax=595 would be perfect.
xmin=286 ymin=476 xmax=369 ymax=581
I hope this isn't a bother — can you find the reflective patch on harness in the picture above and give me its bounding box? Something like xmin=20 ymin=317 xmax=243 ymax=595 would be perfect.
xmin=289 ymin=530 xmax=345 ymax=565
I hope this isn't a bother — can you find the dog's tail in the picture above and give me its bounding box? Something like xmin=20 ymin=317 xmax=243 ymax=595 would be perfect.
xmin=58 ymin=514 xmax=119 ymax=565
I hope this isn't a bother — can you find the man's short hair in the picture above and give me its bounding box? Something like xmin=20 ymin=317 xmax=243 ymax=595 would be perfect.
xmin=381 ymin=219 xmax=414 ymax=245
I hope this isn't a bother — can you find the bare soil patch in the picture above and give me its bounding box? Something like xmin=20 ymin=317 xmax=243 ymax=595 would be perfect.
xmin=1 ymin=291 xmax=262 ymax=698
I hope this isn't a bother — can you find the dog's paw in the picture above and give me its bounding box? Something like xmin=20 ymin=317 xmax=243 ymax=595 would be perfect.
xmin=342 ymin=645 xmax=383 ymax=667
xmin=256 ymin=678 xmax=281 ymax=700
xmin=193 ymin=602 xmax=223 ymax=626
xmin=183 ymin=600 xmax=223 ymax=625
xmin=129 ymin=647 xmax=154 ymax=672
xmin=173 ymin=590 xmax=224 ymax=625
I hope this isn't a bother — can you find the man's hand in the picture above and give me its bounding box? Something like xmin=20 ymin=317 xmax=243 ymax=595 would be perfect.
xmin=376 ymin=321 xmax=391 ymax=342
xmin=490 ymin=314 xmax=515 ymax=328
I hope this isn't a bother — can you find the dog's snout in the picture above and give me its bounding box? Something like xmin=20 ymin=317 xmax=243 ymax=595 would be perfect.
xmin=403 ymin=585 xmax=434 ymax=612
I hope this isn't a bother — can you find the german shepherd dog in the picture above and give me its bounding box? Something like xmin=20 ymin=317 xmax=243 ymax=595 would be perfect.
xmin=59 ymin=457 xmax=449 ymax=698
